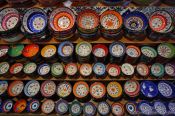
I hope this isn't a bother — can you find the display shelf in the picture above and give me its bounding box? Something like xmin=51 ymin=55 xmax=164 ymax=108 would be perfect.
xmin=0 ymin=75 xmax=174 ymax=81
xmin=0 ymin=2 xmax=174 ymax=45
xmin=1 ymin=36 xmax=174 ymax=45
xmin=0 ymin=1 xmax=175 ymax=116
xmin=0 ymin=63 xmax=173 ymax=81
xmin=0 ymin=99 xmax=138 ymax=116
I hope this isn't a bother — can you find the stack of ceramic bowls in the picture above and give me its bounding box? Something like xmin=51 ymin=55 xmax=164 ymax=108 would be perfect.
xmin=56 ymin=82 xmax=72 ymax=100
xmin=37 ymin=63 xmax=50 ymax=77
xmin=124 ymin=80 xmax=140 ymax=98
xmin=55 ymin=99 xmax=69 ymax=115
xmin=26 ymin=99 xmax=40 ymax=113
xmin=77 ymin=9 xmax=99 ymax=39
xmin=13 ymin=99 xmax=27 ymax=113
xmin=132 ymin=0 xmax=161 ymax=6
xmin=158 ymin=81 xmax=175 ymax=99
xmin=125 ymin=45 xmax=141 ymax=64
xmin=140 ymin=81 xmax=158 ymax=99
xmin=58 ymin=41 xmax=74 ymax=63
xmin=8 ymin=44 xmax=25 ymax=62
xmin=73 ymin=81 xmax=89 ymax=101
xmin=97 ymin=102 xmax=110 ymax=116
xmin=156 ymin=43 xmax=175 ymax=63
xmin=69 ymin=101 xmax=82 ymax=116
xmin=153 ymin=101 xmax=168 ymax=115
xmin=93 ymin=63 xmax=106 ymax=78
xmin=107 ymin=82 xmax=122 ymax=101
xmin=41 ymin=45 xmax=57 ymax=62
xmin=151 ymin=63 xmax=165 ymax=78
xmin=121 ymin=63 xmax=135 ymax=77
xmin=92 ymin=44 xmax=108 ymax=62
xmin=136 ymin=62 xmax=150 ymax=77
xmin=109 ymin=42 xmax=126 ymax=64
xmin=24 ymin=80 xmax=40 ymax=98
xmin=8 ymin=81 xmax=24 ymax=97
xmin=40 ymin=80 xmax=56 ymax=98
xmin=111 ymin=103 xmax=124 ymax=116
xmin=0 ymin=8 xmax=24 ymax=42
xmin=100 ymin=10 xmax=123 ymax=39
xmin=38 ymin=0 xmax=59 ymax=6
xmin=90 ymin=82 xmax=106 ymax=101
xmin=6 ymin=0 xmax=35 ymax=6
xmin=49 ymin=7 xmax=76 ymax=40
xmin=0 ymin=99 xmax=14 ymax=113
xmin=22 ymin=44 xmax=40 ymax=61
xmin=76 ymin=41 xmax=92 ymax=63
xmin=0 ymin=81 xmax=8 ymax=96
xmin=41 ymin=99 xmax=55 ymax=114
xmin=0 ymin=46 xmax=9 ymax=61
xmin=125 ymin=102 xmax=138 ymax=115
xmin=106 ymin=64 xmax=121 ymax=78
xmin=65 ymin=63 xmax=78 ymax=78
xmin=0 ymin=62 xmax=9 ymax=77
xmin=148 ymin=10 xmax=174 ymax=41
xmin=168 ymin=101 xmax=175 ymax=115
xmin=51 ymin=63 xmax=64 ymax=78
xmin=79 ymin=63 xmax=92 ymax=78
xmin=9 ymin=63 xmax=24 ymax=77
xmin=102 ymin=0 xmax=123 ymax=5
xmin=140 ymin=46 xmax=157 ymax=63
xmin=23 ymin=62 xmax=37 ymax=76
xmin=22 ymin=8 xmax=49 ymax=42
xmin=165 ymin=63 xmax=175 ymax=77
xmin=123 ymin=11 xmax=148 ymax=41
xmin=83 ymin=102 xmax=96 ymax=116
xmin=163 ymin=0 xmax=175 ymax=5
xmin=138 ymin=101 xmax=153 ymax=115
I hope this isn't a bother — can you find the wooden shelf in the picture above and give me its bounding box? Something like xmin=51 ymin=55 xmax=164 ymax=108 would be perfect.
xmin=1 ymin=36 xmax=175 ymax=45
xmin=1 ymin=75 xmax=174 ymax=81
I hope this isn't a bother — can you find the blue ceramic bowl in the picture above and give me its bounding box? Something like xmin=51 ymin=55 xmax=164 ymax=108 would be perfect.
xmin=27 ymin=99 xmax=40 ymax=113
xmin=37 ymin=63 xmax=50 ymax=76
xmin=125 ymin=101 xmax=138 ymax=115
xmin=93 ymin=63 xmax=106 ymax=76
xmin=23 ymin=8 xmax=47 ymax=34
xmin=140 ymin=81 xmax=158 ymax=98
xmin=153 ymin=101 xmax=168 ymax=115
xmin=138 ymin=100 xmax=154 ymax=115
xmin=109 ymin=42 xmax=126 ymax=57
xmin=123 ymin=11 xmax=148 ymax=32
xmin=28 ymin=13 xmax=47 ymax=33
xmin=58 ymin=41 xmax=74 ymax=57
xmin=157 ymin=81 xmax=175 ymax=99
xmin=168 ymin=101 xmax=175 ymax=115
xmin=1 ymin=99 xmax=13 ymax=113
